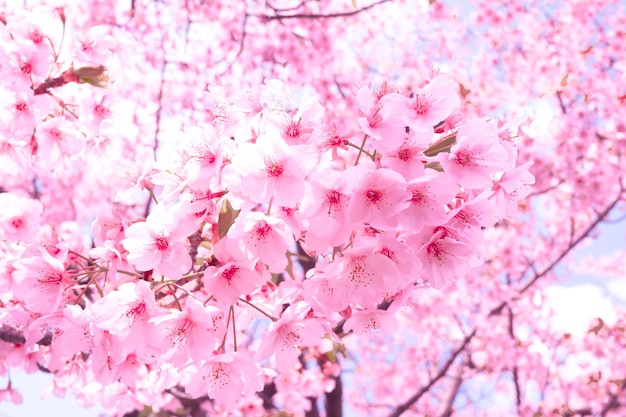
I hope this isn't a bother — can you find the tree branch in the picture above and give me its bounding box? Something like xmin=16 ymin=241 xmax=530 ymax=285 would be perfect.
xmin=489 ymin=184 xmax=624 ymax=318
xmin=388 ymin=330 xmax=477 ymax=417
xmin=261 ymin=0 xmax=393 ymax=20
xmin=438 ymin=354 xmax=466 ymax=417
xmin=326 ymin=373 xmax=343 ymax=417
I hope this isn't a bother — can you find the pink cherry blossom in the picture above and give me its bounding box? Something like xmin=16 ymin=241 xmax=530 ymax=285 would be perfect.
xmin=347 ymin=161 xmax=411 ymax=229
xmin=227 ymin=212 xmax=293 ymax=273
xmin=203 ymin=239 xmax=265 ymax=305
xmin=323 ymin=243 xmax=397 ymax=308
xmin=343 ymin=307 xmax=397 ymax=336
xmin=411 ymin=226 xmax=475 ymax=290
xmin=257 ymin=302 xmax=325 ymax=371
xmin=0 ymin=193 xmax=43 ymax=243
xmin=0 ymin=381 xmax=22 ymax=404
xmin=438 ymin=119 xmax=514 ymax=189
xmin=381 ymin=75 xmax=461 ymax=132
xmin=186 ymin=352 xmax=263 ymax=404
xmin=225 ymin=135 xmax=307 ymax=208
xmin=121 ymin=205 xmax=194 ymax=278
xmin=11 ymin=250 xmax=72 ymax=314
xmin=149 ymin=297 xmax=225 ymax=366
xmin=300 ymin=168 xmax=354 ymax=253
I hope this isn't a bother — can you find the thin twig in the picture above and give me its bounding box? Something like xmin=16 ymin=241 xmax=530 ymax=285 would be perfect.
xmin=260 ymin=0 xmax=393 ymax=20
xmin=388 ymin=330 xmax=477 ymax=417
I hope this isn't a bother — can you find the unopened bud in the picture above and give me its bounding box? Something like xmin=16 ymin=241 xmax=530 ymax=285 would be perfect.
xmin=55 ymin=7 xmax=66 ymax=23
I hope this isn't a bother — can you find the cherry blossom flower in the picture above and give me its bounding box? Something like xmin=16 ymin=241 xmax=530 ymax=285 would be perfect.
xmin=300 ymin=168 xmax=354 ymax=253
xmin=113 ymin=146 xmax=156 ymax=202
xmin=227 ymin=212 xmax=293 ymax=273
xmin=0 ymin=381 xmax=22 ymax=404
xmin=149 ymin=297 xmax=225 ymax=366
xmin=90 ymin=281 xmax=161 ymax=350
xmin=276 ymin=96 xmax=324 ymax=145
xmin=438 ymin=119 xmax=513 ymax=189
xmin=11 ymin=250 xmax=72 ymax=314
xmin=344 ymin=308 xmax=397 ymax=335
xmin=225 ymin=135 xmax=307 ymax=208
xmin=180 ymin=125 xmax=226 ymax=191
xmin=203 ymin=239 xmax=265 ymax=305
xmin=323 ymin=244 xmax=397 ymax=308
xmin=491 ymin=161 xmax=535 ymax=217
xmin=411 ymin=227 xmax=475 ymax=290
xmin=34 ymin=117 xmax=84 ymax=166
xmin=257 ymin=302 xmax=325 ymax=370
xmin=347 ymin=162 xmax=411 ymax=229
xmin=397 ymin=169 xmax=457 ymax=232
xmin=122 ymin=204 xmax=194 ymax=278
xmin=186 ymin=352 xmax=263 ymax=404
xmin=380 ymin=130 xmax=432 ymax=181
xmin=356 ymin=85 xmax=406 ymax=154
xmin=381 ymin=75 xmax=461 ymax=132
xmin=0 ymin=192 xmax=43 ymax=242
xmin=25 ymin=305 xmax=94 ymax=371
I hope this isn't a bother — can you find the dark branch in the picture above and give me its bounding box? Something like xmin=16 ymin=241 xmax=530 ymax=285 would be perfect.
xmin=388 ymin=330 xmax=477 ymax=417
xmin=326 ymin=373 xmax=343 ymax=417
xmin=489 ymin=185 xmax=624 ymax=318
xmin=438 ymin=355 xmax=466 ymax=417
xmin=261 ymin=0 xmax=393 ymax=20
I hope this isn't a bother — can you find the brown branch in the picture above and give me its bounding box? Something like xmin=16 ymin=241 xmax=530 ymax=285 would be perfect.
xmin=438 ymin=354 xmax=466 ymax=417
xmin=218 ymin=12 xmax=249 ymax=76
xmin=556 ymin=90 xmax=567 ymax=114
xmin=518 ymin=185 xmax=623 ymax=295
xmin=0 ymin=325 xmax=26 ymax=345
xmin=600 ymin=376 xmax=626 ymax=416
xmin=388 ymin=330 xmax=477 ymax=417
xmin=489 ymin=184 xmax=624 ymax=318
xmin=326 ymin=373 xmax=343 ymax=417
xmin=266 ymin=0 xmax=307 ymax=12
xmin=261 ymin=0 xmax=393 ymax=20
xmin=506 ymin=306 xmax=522 ymax=410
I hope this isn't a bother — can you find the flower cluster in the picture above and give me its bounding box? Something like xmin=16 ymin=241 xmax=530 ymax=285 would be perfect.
xmin=0 ymin=5 xmax=534 ymax=416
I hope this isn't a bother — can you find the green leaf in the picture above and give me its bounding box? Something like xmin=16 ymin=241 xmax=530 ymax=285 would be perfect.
xmin=218 ymin=199 xmax=240 ymax=239
xmin=588 ymin=317 xmax=604 ymax=335
xmin=459 ymin=83 xmax=471 ymax=98
xmin=423 ymin=135 xmax=456 ymax=157
xmin=424 ymin=161 xmax=444 ymax=172
xmin=324 ymin=338 xmax=347 ymax=362
xmin=138 ymin=406 xmax=153 ymax=417
xmin=72 ymin=65 xmax=108 ymax=88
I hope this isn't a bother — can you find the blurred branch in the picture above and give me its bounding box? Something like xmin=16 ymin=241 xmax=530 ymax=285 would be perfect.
xmin=326 ymin=373 xmax=343 ymax=417
xmin=260 ymin=0 xmax=393 ymax=20
xmin=518 ymin=182 xmax=624 ymax=295
xmin=438 ymin=354 xmax=466 ymax=417
xmin=218 ymin=11 xmax=250 ymax=75
xmin=388 ymin=330 xmax=477 ymax=417
xmin=506 ymin=306 xmax=522 ymax=410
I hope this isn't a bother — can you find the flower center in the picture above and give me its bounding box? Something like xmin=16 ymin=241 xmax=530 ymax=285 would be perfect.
xmin=222 ymin=265 xmax=239 ymax=283
xmin=412 ymin=93 xmax=432 ymax=115
xmin=253 ymin=221 xmax=272 ymax=241
xmin=366 ymin=189 xmax=383 ymax=203
xmin=155 ymin=236 xmax=169 ymax=251
xmin=265 ymin=159 xmax=284 ymax=177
